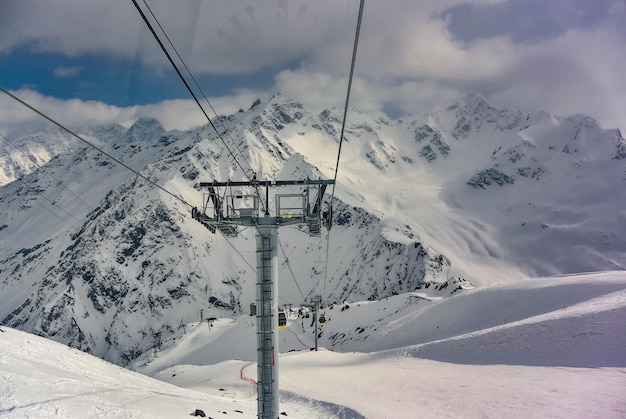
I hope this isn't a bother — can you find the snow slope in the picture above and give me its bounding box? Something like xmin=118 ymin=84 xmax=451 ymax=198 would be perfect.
xmin=0 ymin=326 xmax=258 ymax=418
xmin=142 ymin=271 xmax=626 ymax=418
xmin=2 ymin=271 xmax=625 ymax=418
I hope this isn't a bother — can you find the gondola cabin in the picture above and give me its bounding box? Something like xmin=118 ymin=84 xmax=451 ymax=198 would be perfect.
xmin=278 ymin=311 xmax=287 ymax=328
xmin=319 ymin=314 xmax=326 ymax=325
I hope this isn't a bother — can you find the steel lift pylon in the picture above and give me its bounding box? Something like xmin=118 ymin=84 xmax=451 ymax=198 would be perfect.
xmin=192 ymin=178 xmax=333 ymax=419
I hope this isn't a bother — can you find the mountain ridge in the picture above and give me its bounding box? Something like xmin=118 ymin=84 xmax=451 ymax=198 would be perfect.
xmin=0 ymin=92 xmax=624 ymax=364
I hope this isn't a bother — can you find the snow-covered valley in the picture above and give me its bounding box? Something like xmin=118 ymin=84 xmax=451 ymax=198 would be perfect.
xmin=2 ymin=271 xmax=625 ymax=418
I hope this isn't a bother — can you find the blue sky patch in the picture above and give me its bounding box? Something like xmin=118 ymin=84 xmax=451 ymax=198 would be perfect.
xmin=0 ymin=49 xmax=277 ymax=106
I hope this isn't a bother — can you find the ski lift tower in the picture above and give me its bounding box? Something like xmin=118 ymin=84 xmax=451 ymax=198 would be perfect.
xmin=301 ymin=294 xmax=323 ymax=351
xmin=192 ymin=178 xmax=333 ymax=419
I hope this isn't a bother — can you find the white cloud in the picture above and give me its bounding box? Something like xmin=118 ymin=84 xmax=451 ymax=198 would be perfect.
xmin=53 ymin=66 xmax=82 ymax=78
xmin=0 ymin=88 xmax=266 ymax=137
xmin=0 ymin=89 xmax=129 ymax=136
xmin=1 ymin=0 xmax=624 ymax=132
xmin=135 ymin=89 xmax=266 ymax=130
xmin=0 ymin=0 xmax=359 ymax=73
xmin=0 ymin=0 xmax=143 ymax=57
xmin=274 ymin=69 xmax=459 ymax=118
xmin=486 ymin=23 xmax=626 ymax=130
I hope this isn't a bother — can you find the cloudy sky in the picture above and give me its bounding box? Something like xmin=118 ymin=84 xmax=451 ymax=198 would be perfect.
xmin=0 ymin=0 xmax=625 ymax=135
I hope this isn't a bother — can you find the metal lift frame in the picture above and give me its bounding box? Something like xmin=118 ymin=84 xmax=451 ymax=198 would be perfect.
xmin=191 ymin=178 xmax=333 ymax=419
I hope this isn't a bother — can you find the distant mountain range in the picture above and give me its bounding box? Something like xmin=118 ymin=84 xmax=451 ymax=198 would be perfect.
xmin=1 ymin=92 xmax=624 ymax=365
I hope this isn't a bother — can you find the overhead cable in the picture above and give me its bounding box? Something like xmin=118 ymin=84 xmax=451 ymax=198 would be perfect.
xmin=323 ymin=0 xmax=366 ymax=302
xmin=331 ymin=0 xmax=365 ymax=193
xmin=139 ymin=0 xmax=257 ymax=184
xmin=278 ymin=237 xmax=307 ymax=303
xmin=130 ymin=0 xmax=254 ymax=186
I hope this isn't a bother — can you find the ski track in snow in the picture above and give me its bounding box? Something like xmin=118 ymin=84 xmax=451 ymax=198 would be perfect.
xmin=239 ymin=360 xmax=257 ymax=397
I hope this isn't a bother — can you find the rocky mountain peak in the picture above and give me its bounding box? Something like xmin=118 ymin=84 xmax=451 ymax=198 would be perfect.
xmin=123 ymin=117 xmax=165 ymax=143
xmin=448 ymin=91 xmax=528 ymax=138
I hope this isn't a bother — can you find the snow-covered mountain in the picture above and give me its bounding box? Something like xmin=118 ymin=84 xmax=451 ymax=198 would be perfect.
xmin=0 ymin=92 xmax=624 ymax=365
xmin=0 ymin=129 xmax=85 ymax=186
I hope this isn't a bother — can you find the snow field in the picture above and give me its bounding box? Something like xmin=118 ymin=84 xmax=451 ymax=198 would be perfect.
xmin=2 ymin=272 xmax=625 ymax=418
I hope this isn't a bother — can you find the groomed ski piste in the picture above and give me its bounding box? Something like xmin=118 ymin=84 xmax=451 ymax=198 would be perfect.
xmin=2 ymin=271 xmax=625 ymax=418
